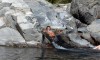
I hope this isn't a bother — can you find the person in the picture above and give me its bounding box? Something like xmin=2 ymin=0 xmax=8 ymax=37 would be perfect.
xmin=55 ymin=30 xmax=65 ymax=45
xmin=42 ymin=26 xmax=55 ymax=48
xmin=42 ymin=28 xmax=46 ymax=44
xmin=45 ymin=26 xmax=55 ymax=40
xmin=93 ymin=45 xmax=100 ymax=50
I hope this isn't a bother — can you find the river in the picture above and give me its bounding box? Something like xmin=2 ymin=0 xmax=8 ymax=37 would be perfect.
xmin=0 ymin=46 xmax=100 ymax=60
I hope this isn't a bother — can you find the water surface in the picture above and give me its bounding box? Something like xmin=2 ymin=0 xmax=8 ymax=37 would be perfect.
xmin=0 ymin=47 xmax=100 ymax=60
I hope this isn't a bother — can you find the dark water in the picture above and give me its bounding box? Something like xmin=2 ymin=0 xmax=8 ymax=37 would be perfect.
xmin=0 ymin=46 xmax=100 ymax=60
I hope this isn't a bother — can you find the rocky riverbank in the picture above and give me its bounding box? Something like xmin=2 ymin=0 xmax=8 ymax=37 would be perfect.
xmin=0 ymin=0 xmax=100 ymax=48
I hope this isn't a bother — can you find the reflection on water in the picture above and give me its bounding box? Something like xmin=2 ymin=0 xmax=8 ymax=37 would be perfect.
xmin=0 ymin=47 xmax=100 ymax=60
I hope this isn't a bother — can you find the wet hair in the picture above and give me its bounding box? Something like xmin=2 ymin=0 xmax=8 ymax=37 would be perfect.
xmin=46 ymin=26 xmax=51 ymax=30
xmin=60 ymin=30 xmax=63 ymax=32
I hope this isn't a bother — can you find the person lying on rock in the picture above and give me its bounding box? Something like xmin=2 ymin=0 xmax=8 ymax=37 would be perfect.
xmin=42 ymin=26 xmax=55 ymax=43
xmin=54 ymin=30 xmax=65 ymax=45
xmin=42 ymin=26 xmax=55 ymax=48
xmin=44 ymin=28 xmax=65 ymax=47
xmin=45 ymin=26 xmax=55 ymax=40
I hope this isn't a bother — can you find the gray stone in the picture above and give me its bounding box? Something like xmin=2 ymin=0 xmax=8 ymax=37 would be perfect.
xmin=77 ymin=27 xmax=95 ymax=45
xmin=70 ymin=0 xmax=100 ymax=24
xmin=0 ymin=0 xmax=97 ymax=48
xmin=0 ymin=7 xmax=10 ymax=17
xmin=24 ymin=0 xmax=67 ymax=29
xmin=22 ymin=28 xmax=42 ymax=42
xmin=91 ymin=32 xmax=100 ymax=44
xmin=75 ymin=19 xmax=87 ymax=28
xmin=2 ymin=0 xmax=29 ymax=8
xmin=63 ymin=16 xmax=77 ymax=33
xmin=0 ymin=3 xmax=11 ymax=10
xmin=87 ymin=19 xmax=100 ymax=44
xmin=0 ymin=27 xmax=25 ymax=46
xmin=81 ymin=33 xmax=95 ymax=44
xmin=87 ymin=19 xmax=100 ymax=33
xmin=3 ymin=14 xmax=17 ymax=29
xmin=0 ymin=17 xmax=5 ymax=28
xmin=78 ymin=27 xmax=88 ymax=33
xmin=68 ymin=33 xmax=94 ymax=48
xmin=16 ymin=15 xmax=42 ymax=43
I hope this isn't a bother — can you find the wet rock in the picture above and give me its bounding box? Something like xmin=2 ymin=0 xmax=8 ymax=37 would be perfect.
xmin=91 ymin=32 xmax=100 ymax=44
xmin=26 ymin=41 xmax=41 ymax=47
xmin=70 ymin=0 xmax=100 ymax=24
xmin=87 ymin=19 xmax=100 ymax=44
xmin=68 ymin=33 xmax=94 ymax=48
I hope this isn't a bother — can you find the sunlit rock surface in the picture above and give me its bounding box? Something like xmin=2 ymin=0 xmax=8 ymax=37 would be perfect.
xmin=87 ymin=19 xmax=100 ymax=44
xmin=68 ymin=33 xmax=94 ymax=48
xmin=0 ymin=17 xmax=5 ymax=27
xmin=0 ymin=0 xmax=42 ymax=46
xmin=0 ymin=27 xmax=25 ymax=45
xmin=0 ymin=0 xmax=98 ymax=48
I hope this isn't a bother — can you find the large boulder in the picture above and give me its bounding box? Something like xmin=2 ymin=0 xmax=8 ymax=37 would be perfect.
xmin=24 ymin=0 xmax=67 ymax=29
xmin=15 ymin=14 xmax=42 ymax=42
xmin=87 ymin=19 xmax=100 ymax=33
xmin=77 ymin=27 xmax=95 ymax=45
xmin=0 ymin=0 xmax=43 ymax=47
xmin=0 ymin=27 xmax=25 ymax=45
xmin=0 ymin=0 xmax=97 ymax=48
xmin=70 ymin=0 xmax=100 ymax=24
xmin=87 ymin=19 xmax=100 ymax=44
xmin=68 ymin=33 xmax=94 ymax=48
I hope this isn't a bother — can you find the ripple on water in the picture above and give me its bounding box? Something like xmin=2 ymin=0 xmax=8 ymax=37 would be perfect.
xmin=0 ymin=47 xmax=100 ymax=60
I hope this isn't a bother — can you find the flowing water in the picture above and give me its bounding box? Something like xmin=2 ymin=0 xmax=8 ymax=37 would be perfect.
xmin=0 ymin=46 xmax=100 ymax=60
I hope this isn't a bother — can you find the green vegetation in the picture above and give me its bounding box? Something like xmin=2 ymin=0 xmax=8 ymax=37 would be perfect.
xmin=46 ymin=0 xmax=72 ymax=4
